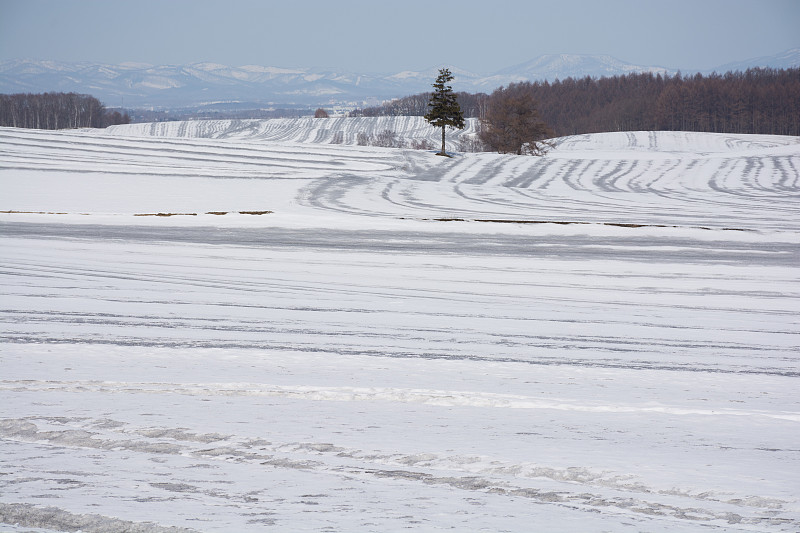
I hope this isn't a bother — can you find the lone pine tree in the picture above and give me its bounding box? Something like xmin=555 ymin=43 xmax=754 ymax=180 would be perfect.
xmin=424 ymin=68 xmax=465 ymax=156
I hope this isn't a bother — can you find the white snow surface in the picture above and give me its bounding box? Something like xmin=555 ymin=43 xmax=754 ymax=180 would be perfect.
xmin=104 ymin=116 xmax=480 ymax=150
xmin=1 ymin=119 xmax=799 ymax=532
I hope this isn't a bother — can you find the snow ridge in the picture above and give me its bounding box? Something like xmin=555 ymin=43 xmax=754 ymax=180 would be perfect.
xmin=106 ymin=116 xmax=479 ymax=150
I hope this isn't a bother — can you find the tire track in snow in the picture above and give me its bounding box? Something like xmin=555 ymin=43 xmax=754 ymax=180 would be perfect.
xmin=2 ymin=415 xmax=797 ymax=531
xmin=3 ymin=381 xmax=799 ymax=420
xmin=2 ymin=124 xmax=799 ymax=532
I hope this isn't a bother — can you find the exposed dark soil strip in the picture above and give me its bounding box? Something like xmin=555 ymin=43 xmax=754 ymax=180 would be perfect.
xmin=134 ymin=213 xmax=198 ymax=217
xmin=410 ymin=217 xmax=753 ymax=232
xmin=1 ymin=210 xmax=68 ymax=215
xmin=2 ymin=210 xmax=272 ymax=217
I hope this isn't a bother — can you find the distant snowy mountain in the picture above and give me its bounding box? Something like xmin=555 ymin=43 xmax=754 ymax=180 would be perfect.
xmin=710 ymin=48 xmax=800 ymax=73
xmin=1 ymin=49 xmax=796 ymax=109
xmin=0 ymin=56 xmax=668 ymax=109
xmin=0 ymin=60 xmax=398 ymax=108
xmin=484 ymin=54 xmax=672 ymax=88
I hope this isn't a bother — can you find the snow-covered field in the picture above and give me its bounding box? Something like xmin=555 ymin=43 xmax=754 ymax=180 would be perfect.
xmin=104 ymin=117 xmax=481 ymax=149
xmin=1 ymin=119 xmax=799 ymax=532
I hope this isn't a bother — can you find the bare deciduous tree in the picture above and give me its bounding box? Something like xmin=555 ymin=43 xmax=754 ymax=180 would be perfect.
xmin=457 ymin=132 xmax=486 ymax=153
xmin=480 ymin=84 xmax=552 ymax=156
xmin=372 ymin=129 xmax=400 ymax=148
xmin=409 ymin=138 xmax=434 ymax=151
xmin=356 ymin=132 xmax=370 ymax=146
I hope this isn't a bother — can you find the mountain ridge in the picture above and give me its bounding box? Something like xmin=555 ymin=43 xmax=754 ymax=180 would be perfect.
xmin=1 ymin=49 xmax=797 ymax=110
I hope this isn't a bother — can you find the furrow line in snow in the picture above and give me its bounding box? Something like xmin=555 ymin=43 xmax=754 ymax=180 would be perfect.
xmin=3 ymin=381 xmax=799 ymax=420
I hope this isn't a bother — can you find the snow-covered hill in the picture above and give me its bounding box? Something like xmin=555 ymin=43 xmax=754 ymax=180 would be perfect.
xmin=105 ymin=116 xmax=480 ymax=150
xmin=1 ymin=123 xmax=799 ymax=532
xmin=714 ymin=47 xmax=800 ymax=73
xmin=479 ymin=54 xmax=671 ymax=89
xmin=97 ymin=117 xmax=800 ymax=232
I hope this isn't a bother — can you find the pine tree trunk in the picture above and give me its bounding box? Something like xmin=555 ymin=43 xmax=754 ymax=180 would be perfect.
xmin=439 ymin=126 xmax=446 ymax=156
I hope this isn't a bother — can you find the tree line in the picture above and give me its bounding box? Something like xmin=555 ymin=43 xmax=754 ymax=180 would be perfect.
xmin=0 ymin=92 xmax=130 ymax=129
xmin=352 ymin=91 xmax=489 ymax=121
xmin=352 ymin=67 xmax=800 ymax=137
xmin=532 ymin=67 xmax=800 ymax=136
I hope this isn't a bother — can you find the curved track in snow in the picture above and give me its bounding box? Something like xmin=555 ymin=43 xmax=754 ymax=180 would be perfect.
xmin=307 ymin=129 xmax=800 ymax=230
xmin=1 ymin=122 xmax=799 ymax=532
xmin=100 ymin=120 xmax=800 ymax=231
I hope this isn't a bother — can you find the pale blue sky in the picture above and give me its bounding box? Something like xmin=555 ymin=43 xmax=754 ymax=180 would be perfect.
xmin=1 ymin=0 xmax=798 ymax=73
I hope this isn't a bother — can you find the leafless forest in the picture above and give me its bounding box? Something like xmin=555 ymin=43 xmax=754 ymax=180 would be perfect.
xmin=0 ymin=93 xmax=129 ymax=129
xmin=355 ymin=68 xmax=800 ymax=137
